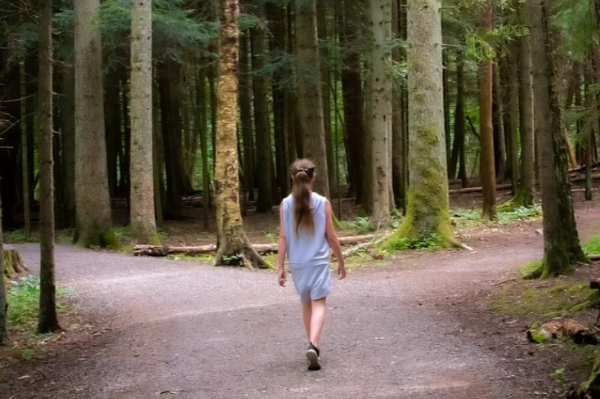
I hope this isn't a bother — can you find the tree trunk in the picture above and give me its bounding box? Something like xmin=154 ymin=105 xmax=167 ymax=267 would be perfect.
xmin=392 ymin=0 xmax=405 ymax=209
xmin=524 ymin=0 xmax=587 ymax=278
xmin=19 ymin=62 xmax=31 ymax=238
xmin=251 ymin=15 xmax=275 ymax=213
xmin=479 ymin=0 xmax=497 ymax=221
xmin=366 ymin=0 xmax=392 ymax=225
xmin=340 ymin=0 xmax=365 ymax=201
xmin=493 ymin=63 xmax=507 ymax=181
xmin=450 ymin=51 xmax=468 ymax=187
xmin=74 ymin=0 xmax=115 ymax=248
xmin=104 ymin=69 xmax=121 ymax=197
xmin=130 ymin=0 xmax=159 ymax=244
xmin=158 ymin=62 xmax=184 ymax=219
xmin=295 ymin=0 xmax=330 ymax=198
xmin=388 ymin=0 xmax=455 ymax=246
xmin=196 ymin=68 xmax=211 ymax=227
xmin=443 ymin=50 xmax=451 ymax=172
xmin=60 ymin=61 xmax=76 ymax=228
xmin=516 ymin=0 xmax=535 ymax=206
xmin=238 ymin=33 xmax=253 ymax=215
xmin=506 ymin=47 xmax=520 ymax=193
xmin=38 ymin=0 xmax=61 ymax=334
xmin=214 ymin=0 xmax=267 ymax=269
xmin=0 ymin=191 xmax=9 ymax=345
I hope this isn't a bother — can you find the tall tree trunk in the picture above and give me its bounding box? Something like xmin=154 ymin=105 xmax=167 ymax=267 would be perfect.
xmin=516 ymin=0 xmax=535 ymax=207
xmin=251 ymin=15 xmax=275 ymax=213
xmin=389 ymin=0 xmax=455 ymax=246
xmin=38 ymin=0 xmax=61 ymax=334
xmin=443 ymin=49 xmax=451 ymax=171
xmin=505 ymin=48 xmax=520 ymax=193
xmin=450 ymin=52 xmax=469 ymax=188
xmin=525 ymin=0 xmax=587 ymax=278
xmin=214 ymin=0 xmax=267 ymax=268
xmin=295 ymin=0 xmax=330 ymax=198
xmin=238 ymin=33 xmax=253 ymax=213
xmin=585 ymin=64 xmax=595 ymax=201
xmin=340 ymin=0 xmax=365 ymax=201
xmin=74 ymin=0 xmax=115 ymax=248
xmin=130 ymin=0 xmax=159 ymax=244
xmin=478 ymin=0 xmax=497 ymax=221
xmin=317 ymin=0 xmax=335 ymax=197
xmin=493 ymin=63 xmax=507 ymax=181
xmin=60 ymin=61 xmax=76 ymax=227
xmin=366 ymin=0 xmax=392 ymax=225
xmin=158 ymin=62 xmax=184 ymax=219
xmin=392 ymin=0 xmax=405 ymax=209
xmin=19 ymin=62 xmax=31 ymax=237
xmin=0 ymin=193 xmax=8 ymax=345
xmin=104 ymin=69 xmax=121 ymax=197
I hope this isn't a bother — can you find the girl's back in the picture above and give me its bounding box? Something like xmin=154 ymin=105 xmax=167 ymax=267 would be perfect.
xmin=281 ymin=192 xmax=329 ymax=267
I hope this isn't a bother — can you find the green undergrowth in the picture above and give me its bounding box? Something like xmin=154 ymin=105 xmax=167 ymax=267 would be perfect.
xmin=7 ymin=275 xmax=75 ymax=332
xmin=383 ymin=233 xmax=444 ymax=251
xmin=452 ymin=204 xmax=542 ymax=227
xmin=166 ymin=253 xmax=215 ymax=263
xmin=583 ymin=233 xmax=600 ymax=255
xmin=491 ymin=279 xmax=594 ymax=318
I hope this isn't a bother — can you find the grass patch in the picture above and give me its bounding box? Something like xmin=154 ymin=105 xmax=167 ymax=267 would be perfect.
xmin=7 ymin=275 xmax=75 ymax=331
xmin=340 ymin=217 xmax=376 ymax=234
xmin=583 ymin=233 xmax=600 ymax=255
xmin=3 ymin=229 xmax=39 ymax=244
xmin=519 ymin=259 xmax=543 ymax=279
xmin=491 ymin=280 xmax=593 ymax=317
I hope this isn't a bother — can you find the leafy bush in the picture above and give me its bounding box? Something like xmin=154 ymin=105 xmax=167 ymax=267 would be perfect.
xmin=342 ymin=217 xmax=376 ymax=234
xmin=8 ymin=275 xmax=74 ymax=330
xmin=497 ymin=205 xmax=542 ymax=224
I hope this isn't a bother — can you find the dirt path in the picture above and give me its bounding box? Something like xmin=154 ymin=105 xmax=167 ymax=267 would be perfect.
xmin=4 ymin=202 xmax=600 ymax=399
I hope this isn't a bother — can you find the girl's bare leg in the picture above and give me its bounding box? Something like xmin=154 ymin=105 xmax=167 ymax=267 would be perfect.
xmin=309 ymin=297 xmax=327 ymax=347
xmin=302 ymin=300 xmax=312 ymax=341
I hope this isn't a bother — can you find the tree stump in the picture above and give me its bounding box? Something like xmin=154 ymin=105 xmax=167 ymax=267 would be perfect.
xmin=3 ymin=246 xmax=28 ymax=279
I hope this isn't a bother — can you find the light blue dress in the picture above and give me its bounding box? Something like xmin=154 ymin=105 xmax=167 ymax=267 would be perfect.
xmin=282 ymin=192 xmax=332 ymax=302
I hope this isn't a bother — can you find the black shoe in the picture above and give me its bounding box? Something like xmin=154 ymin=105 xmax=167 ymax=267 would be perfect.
xmin=306 ymin=343 xmax=321 ymax=371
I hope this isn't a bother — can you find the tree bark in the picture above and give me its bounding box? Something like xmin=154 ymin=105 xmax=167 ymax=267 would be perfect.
xmin=389 ymin=0 xmax=455 ymax=246
xmin=104 ymin=69 xmax=121 ymax=197
xmin=19 ymin=62 xmax=31 ymax=238
xmin=60 ymin=60 xmax=76 ymax=228
xmin=516 ymin=0 xmax=535 ymax=206
xmin=238 ymin=33 xmax=253 ymax=215
xmin=479 ymin=0 xmax=497 ymax=221
xmin=525 ymin=0 xmax=587 ymax=278
xmin=0 ymin=189 xmax=8 ymax=345
xmin=295 ymin=0 xmax=330 ymax=198
xmin=366 ymin=0 xmax=392 ymax=225
xmin=74 ymin=0 xmax=115 ymax=248
xmin=493 ymin=63 xmax=507 ymax=181
xmin=251 ymin=13 xmax=275 ymax=213
xmin=214 ymin=0 xmax=267 ymax=268
xmin=450 ymin=51 xmax=468 ymax=188
xmin=38 ymin=0 xmax=61 ymax=334
xmin=130 ymin=0 xmax=159 ymax=244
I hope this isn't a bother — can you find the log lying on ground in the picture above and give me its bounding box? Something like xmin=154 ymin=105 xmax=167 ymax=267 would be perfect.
xmin=589 ymin=254 xmax=600 ymax=261
xmin=527 ymin=319 xmax=597 ymax=345
xmin=3 ymin=246 xmax=29 ymax=279
xmin=449 ymin=183 xmax=512 ymax=194
xmin=133 ymin=234 xmax=378 ymax=257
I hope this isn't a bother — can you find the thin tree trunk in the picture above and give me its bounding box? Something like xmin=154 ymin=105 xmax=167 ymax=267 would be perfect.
xmin=38 ymin=0 xmax=61 ymax=333
xmin=479 ymin=0 xmax=497 ymax=221
xmin=366 ymin=0 xmax=392 ymax=225
xmin=295 ymin=0 xmax=330 ymax=198
xmin=0 ymin=191 xmax=8 ymax=345
xmin=340 ymin=0 xmax=365 ymax=201
xmin=506 ymin=48 xmax=520 ymax=193
xmin=197 ymin=68 xmax=211 ymax=227
xmin=61 ymin=60 xmax=76 ymax=228
xmin=390 ymin=0 xmax=455 ymax=245
xmin=74 ymin=0 xmax=115 ymax=248
xmin=451 ymin=52 xmax=469 ymax=188
xmin=251 ymin=16 xmax=275 ymax=212
xmin=104 ymin=69 xmax=121 ymax=197
xmin=392 ymin=0 xmax=404 ymax=209
xmin=130 ymin=0 xmax=158 ymax=244
xmin=238 ymin=33 xmax=253 ymax=214
xmin=525 ymin=0 xmax=587 ymax=278
xmin=443 ymin=49 xmax=451 ymax=171
xmin=516 ymin=0 xmax=535 ymax=206
xmin=214 ymin=0 xmax=267 ymax=268
xmin=19 ymin=62 xmax=31 ymax=238
xmin=152 ymin=80 xmax=164 ymax=228
xmin=493 ymin=62 xmax=507 ymax=181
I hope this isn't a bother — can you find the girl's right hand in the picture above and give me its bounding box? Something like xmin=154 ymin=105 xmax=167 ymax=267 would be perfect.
xmin=278 ymin=268 xmax=287 ymax=287
xmin=337 ymin=262 xmax=347 ymax=280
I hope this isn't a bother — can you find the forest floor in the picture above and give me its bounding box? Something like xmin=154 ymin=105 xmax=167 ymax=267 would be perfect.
xmin=2 ymin=187 xmax=600 ymax=398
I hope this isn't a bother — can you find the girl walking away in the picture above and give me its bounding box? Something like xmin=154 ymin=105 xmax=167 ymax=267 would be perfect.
xmin=277 ymin=158 xmax=346 ymax=371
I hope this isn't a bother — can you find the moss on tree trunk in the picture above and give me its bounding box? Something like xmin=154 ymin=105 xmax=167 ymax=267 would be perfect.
xmin=214 ymin=0 xmax=268 ymax=269
xmin=385 ymin=0 xmax=456 ymax=249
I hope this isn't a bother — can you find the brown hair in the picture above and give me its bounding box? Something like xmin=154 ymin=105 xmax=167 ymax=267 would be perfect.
xmin=290 ymin=159 xmax=316 ymax=236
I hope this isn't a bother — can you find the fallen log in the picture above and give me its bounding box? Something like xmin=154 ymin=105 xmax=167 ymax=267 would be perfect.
xmin=3 ymin=246 xmax=29 ymax=279
xmin=449 ymin=183 xmax=513 ymax=194
xmin=527 ymin=319 xmax=597 ymax=345
xmin=590 ymin=254 xmax=600 ymax=261
xmin=133 ymin=234 xmax=379 ymax=257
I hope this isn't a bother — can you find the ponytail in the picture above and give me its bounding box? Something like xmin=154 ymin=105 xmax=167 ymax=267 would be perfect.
xmin=290 ymin=159 xmax=316 ymax=236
